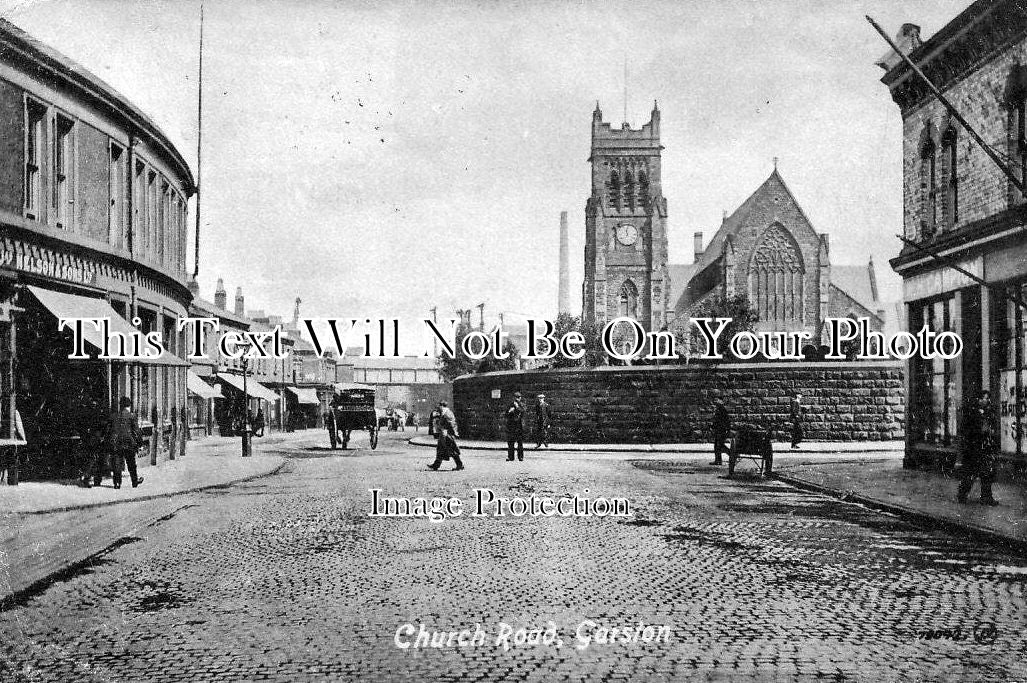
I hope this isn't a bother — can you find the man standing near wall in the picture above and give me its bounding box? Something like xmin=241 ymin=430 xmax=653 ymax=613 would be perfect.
xmin=710 ymin=397 xmax=730 ymax=466
xmin=506 ymin=392 xmax=525 ymax=462
xmin=790 ymin=392 xmax=805 ymax=449
xmin=534 ymin=394 xmax=552 ymax=450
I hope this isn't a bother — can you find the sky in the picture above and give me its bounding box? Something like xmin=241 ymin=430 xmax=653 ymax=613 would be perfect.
xmin=0 ymin=0 xmax=972 ymax=345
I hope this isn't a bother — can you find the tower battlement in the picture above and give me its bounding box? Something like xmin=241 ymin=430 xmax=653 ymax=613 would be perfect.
xmin=590 ymin=101 xmax=662 ymax=156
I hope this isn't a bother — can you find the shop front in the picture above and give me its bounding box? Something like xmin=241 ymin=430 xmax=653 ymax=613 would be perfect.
xmin=286 ymin=385 xmax=322 ymax=430
xmin=0 ymin=251 xmax=191 ymax=480
xmin=214 ymin=372 xmax=279 ymax=436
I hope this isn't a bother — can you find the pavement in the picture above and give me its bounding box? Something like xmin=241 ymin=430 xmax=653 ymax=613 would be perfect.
xmin=0 ymin=433 xmax=289 ymax=515
xmin=2 ymin=430 xmax=1025 ymax=681
xmin=0 ymin=431 xmax=302 ymax=606
xmin=774 ymin=457 xmax=1027 ymax=553
xmin=411 ymin=436 xmax=1026 ymax=552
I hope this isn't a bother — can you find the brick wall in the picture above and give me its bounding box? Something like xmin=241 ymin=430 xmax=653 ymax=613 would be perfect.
xmin=453 ymin=362 xmax=904 ymax=443
xmin=902 ymin=36 xmax=1027 ymax=240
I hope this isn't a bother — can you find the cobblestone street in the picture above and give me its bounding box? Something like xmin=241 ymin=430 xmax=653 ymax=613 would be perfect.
xmin=1 ymin=432 xmax=1026 ymax=682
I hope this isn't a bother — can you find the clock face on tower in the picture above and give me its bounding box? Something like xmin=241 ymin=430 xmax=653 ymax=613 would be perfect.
xmin=615 ymin=224 xmax=638 ymax=246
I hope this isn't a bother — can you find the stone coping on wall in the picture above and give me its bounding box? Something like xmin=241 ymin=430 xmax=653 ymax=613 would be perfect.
xmin=455 ymin=359 xmax=903 ymax=380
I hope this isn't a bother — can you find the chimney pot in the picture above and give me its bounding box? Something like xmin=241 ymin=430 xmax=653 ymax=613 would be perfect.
xmin=693 ymin=231 xmax=705 ymax=263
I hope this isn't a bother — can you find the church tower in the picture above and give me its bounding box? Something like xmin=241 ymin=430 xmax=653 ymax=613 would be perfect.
xmin=582 ymin=101 xmax=669 ymax=331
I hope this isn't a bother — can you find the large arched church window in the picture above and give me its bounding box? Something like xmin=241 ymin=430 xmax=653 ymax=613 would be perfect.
xmin=619 ymin=280 xmax=638 ymax=319
xmin=748 ymin=225 xmax=804 ymax=327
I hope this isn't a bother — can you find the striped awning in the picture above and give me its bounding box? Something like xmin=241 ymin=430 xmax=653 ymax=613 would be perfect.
xmin=27 ymin=286 xmax=190 ymax=367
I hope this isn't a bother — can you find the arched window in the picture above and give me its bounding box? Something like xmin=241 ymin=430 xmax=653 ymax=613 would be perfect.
xmin=619 ymin=280 xmax=638 ymax=319
xmin=1004 ymin=65 xmax=1027 ymax=203
xmin=920 ymin=129 xmax=937 ymax=239
xmin=941 ymin=126 xmax=958 ymax=229
xmin=638 ymin=171 xmax=649 ymax=205
xmin=607 ymin=170 xmax=620 ymax=208
xmin=748 ymin=225 xmax=804 ymax=327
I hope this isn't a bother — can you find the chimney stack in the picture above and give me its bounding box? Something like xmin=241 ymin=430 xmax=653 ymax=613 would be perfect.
xmin=214 ymin=278 xmax=226 ymax=310
xmin=693 ymin=232 xmax=705 ymax=263
xmin=558 ymin=211 xmax=570 ymax=315
xmin=234 ymin=287 xmax=244 ymax=317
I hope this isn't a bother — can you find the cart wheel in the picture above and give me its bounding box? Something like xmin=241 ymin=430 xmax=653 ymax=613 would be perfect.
xmin=369 ymin=424 xmax=379 ymax=450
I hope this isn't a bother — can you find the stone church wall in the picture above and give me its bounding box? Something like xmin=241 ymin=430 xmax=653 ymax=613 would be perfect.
xmin=453 ymin=361 xmax=904 ymax=443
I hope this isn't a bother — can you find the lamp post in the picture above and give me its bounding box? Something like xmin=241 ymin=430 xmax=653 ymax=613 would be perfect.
xmin=238 ymin=339 xmax=253 ymax=457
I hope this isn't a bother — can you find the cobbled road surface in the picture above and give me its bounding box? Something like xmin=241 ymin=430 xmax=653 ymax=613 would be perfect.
xmin=1 ymin=432 xmax=1025 ymax=682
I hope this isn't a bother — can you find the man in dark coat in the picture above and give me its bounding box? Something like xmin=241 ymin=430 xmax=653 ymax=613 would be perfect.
xmin=107 ymin=396 xmax=143 ymax=489
xmin=790 ymin=392 xmax=804 ymax=449
xmin=428 ymin=401 xmax=463 ymax=471
xmin=534 ymin=394 xmax=552 ymax=449
xmin=710 ymin=397 xmax=730 ymax=466
xmin=506 ymin=392 xmax=525 ymax=462
xmin=958 ymin=390 xmax=999 ymax=506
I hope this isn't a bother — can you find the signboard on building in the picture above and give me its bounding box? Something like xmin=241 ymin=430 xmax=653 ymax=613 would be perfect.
xmin=999 ymin=369 xmax=1024 ymax=453
xmin=491 ymin=388 xmax=501 ymax=399
xmin=0 ymin=240 xmax=97 ymax=286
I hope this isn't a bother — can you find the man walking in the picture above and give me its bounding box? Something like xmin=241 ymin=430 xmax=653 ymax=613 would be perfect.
xmin=790 ymin=392 xmax=804 ymax=449
xmin=710 ymin=397 xmax=730 ymax=466
xmin=534 ymin=393 xmax=552 ymax=449
xmin=428 ymin=401 xmax=463 ymax=471
xmin=506 ymin=391 xmax=525 ymax=462
xmin=107 ymin=396 xmax=143 ymax=489
xmin=958 ymin=390 xmax=999 ymax=506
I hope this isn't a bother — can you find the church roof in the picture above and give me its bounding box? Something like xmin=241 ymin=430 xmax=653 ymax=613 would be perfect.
xmin=693 ymin=169 xmax=815 ymax=274
xmin=831 ymin=265 xmax=880 ymax=315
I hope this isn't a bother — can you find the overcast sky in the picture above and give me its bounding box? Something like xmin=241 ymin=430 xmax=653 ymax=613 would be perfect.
xmin=1 ymin=0 xmax=971 ymax=341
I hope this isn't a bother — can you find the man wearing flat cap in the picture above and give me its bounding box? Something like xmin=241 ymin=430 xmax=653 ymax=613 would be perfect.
xmin=534 ymin=393 xmax=552 ymax=450
xmin=505 ymin=391 xmax=525 ymax=461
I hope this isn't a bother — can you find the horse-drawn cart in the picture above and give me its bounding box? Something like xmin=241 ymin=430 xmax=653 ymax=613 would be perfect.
xmin=326 ymin=383 xmax=379 ymax=450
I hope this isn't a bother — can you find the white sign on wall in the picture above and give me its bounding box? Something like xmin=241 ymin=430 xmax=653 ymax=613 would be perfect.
xmin=999 ymin=369 xmax=1024 ymax=453
xmin=491 ymin=389 xmax=501 ymax=399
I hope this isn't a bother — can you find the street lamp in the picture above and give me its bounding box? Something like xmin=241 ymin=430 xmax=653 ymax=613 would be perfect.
xmin=237 ymin=339 xmax=253 ymax=457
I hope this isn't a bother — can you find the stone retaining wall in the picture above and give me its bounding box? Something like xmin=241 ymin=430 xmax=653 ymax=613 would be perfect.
xmin=453 ymin=362 xmax=905 ymax=443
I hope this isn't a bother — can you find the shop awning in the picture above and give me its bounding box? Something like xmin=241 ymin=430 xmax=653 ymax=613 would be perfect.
xmin=287 ymin=386 xmax=320 ymax=404
xmin=27 ymin=286 xmax=190 ymax=367
xmin=188 ymin=371 xmax=223 ymax=399
xmin=334 ymin=382 xmax=375 ymax=392
xmin=216 ymin=373 xmax=280 ymax=402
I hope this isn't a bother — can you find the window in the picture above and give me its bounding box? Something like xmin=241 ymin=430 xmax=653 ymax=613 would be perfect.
xmin=52 ymin=113 xmax=74 ymax=228
xmin=619 ymin=280 xmax=638 ymax=319
xmin=158 ymin=181 xmax=169 ymax=264
xmin=24 ymin=99 xmax=46 ymax=220
xmin=109 ymin=143 xmax=125 ymax=248
xmin=941 ymin=127 xmax=958 ymax=229
xmin=1014 ymin=97 xmax=1027 ymax=200
xmin=919 ymin=133 xmax=937 ymax=239
xmin=607 ymin=170 xmax=620 ymax=208
xmin=133 ymin=161 xmax=146 ymax=254
xmin=623 ymin=170 xmax=635 ymax=210
xmin=147 ymin=170 xmax=158 ymax=260
xmin=748 ymin=224 xmax=804 ymax=327
xmin=911 ymin=296 xmax=957 ymax=445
